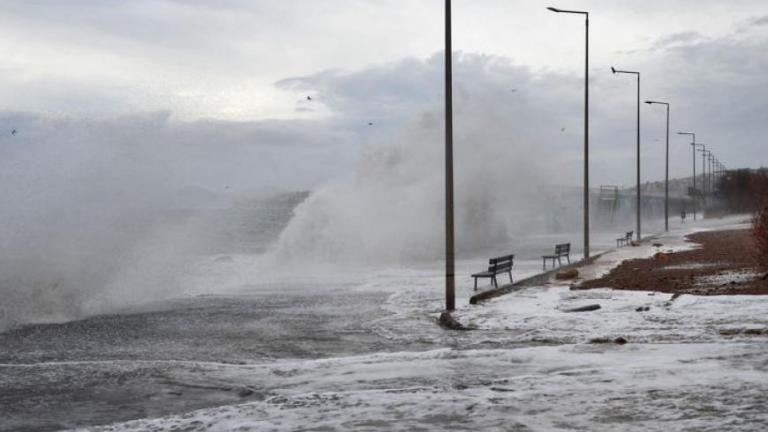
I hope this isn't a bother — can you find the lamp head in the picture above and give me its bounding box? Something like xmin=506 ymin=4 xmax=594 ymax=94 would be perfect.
xmin=611 ymin=66 xmax=616 ymax=74
xmin=547 ymin=7 xmax=561 ymax=12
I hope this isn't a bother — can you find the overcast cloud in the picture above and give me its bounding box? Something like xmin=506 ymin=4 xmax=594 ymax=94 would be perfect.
xmin=0 ymin=1 xmax=765 ymax=184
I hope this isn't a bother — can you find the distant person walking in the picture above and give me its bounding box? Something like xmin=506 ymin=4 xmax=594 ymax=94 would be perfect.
xmin=681 ymin=209 xmax=687 ymax=224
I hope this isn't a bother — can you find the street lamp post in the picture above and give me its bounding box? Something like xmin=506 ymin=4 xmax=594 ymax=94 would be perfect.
xmin=707 ymin=152 xmax=713 ymax=196
xmin=701 ymin=149 xmax=709 ymax=196
xmin=698 ymin=147 xmax=708 ymax=204
xmin=707 ymin=154 xmax=712 ymax=195
xmin=548 ymin=6 xmax=590 ymax=259
xmin=715 ymin=159 xmax=721 ymax=192
xmin=444 ymin=0 xmax=455 ymax=311
xmin=677 ymin=132 xmax=697 ymax=220
xmin=717 ymin=161 xmax=723 ymax=185
xmin=612 ymin=66 xmax=641 ymax=241
xmin=715 ymin=161 xmax=720 ymax=188
xmin=709 ymin=153 xmax=715 ymax=197
xmin=645 ymin=100 xmax=670 ymax=231
xmin=717 ymin=161 xmax=725 ymax=189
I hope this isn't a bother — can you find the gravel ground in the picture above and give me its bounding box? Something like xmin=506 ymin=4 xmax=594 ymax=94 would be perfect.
xmin=580 ymin=229 xmax=768 ymax=295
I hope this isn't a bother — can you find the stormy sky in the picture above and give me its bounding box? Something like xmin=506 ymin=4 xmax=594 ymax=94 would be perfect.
xmin=0 ymin=0 xmax=766 ymax=190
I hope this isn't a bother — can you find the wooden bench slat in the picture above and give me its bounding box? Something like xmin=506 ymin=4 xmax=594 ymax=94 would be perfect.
xmin=542 ymin=243 xmax=571 ymax=270
xmin=472 ymin=253 xmax=515 ymax=291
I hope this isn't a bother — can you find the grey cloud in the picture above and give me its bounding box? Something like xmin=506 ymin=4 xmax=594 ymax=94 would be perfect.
xmin=650 ymin=31 xmax=704 ymax=51
xmin=748 ymin=15 xmax=768 ymax=27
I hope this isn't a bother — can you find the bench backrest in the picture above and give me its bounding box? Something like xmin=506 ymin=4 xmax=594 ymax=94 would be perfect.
xmin=488 ymin=254 xmax=514 ymax=272
xmin=626 ymin=231 xmax=633 ymax=239
xmin=555 ymin=243 xmax=570 ymax=255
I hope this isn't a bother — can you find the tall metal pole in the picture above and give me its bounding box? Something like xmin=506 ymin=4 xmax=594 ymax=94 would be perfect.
xmin=584 ymin=14 xmax=590 ymax=259
xmin=701 ymin=148 xmax=706 ymax=197
xmin=548 ymin=6 xmax=590 ymax=259
xmin=708 ymin=154 xmax=712 ymax=195
xmin=647 ymin=101 xmax=670 ymax=231
xmin=677 ymin=131 xmax=696 ymax=220
xmin=444 ymin=0 xmax=455 ymax=312
xmin=692 ymin=143 xmax=696 ymax=220
xmin=648 ymin=101 xmax=669 ymax=231
xmin=611 ymin=66 xmax=641 ymax=240
xmin=698 ymin=147 xmax=707 ymax=209
xmin=695 ymin=143 xmax=705 ymax=210
xmin=706 ymin=154 xmax=710 ymax=195
xmin=635 ymin=74 xmax=641 ymax=240
xmin=717 ymin=161 xmax=723 ymax=190
xmin=714 ymin=162 xmax=718 ymax=188
xmin=665 ymin=105 xmax=669 ymax=231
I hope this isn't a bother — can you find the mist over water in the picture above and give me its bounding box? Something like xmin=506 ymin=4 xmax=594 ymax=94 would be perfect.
xmin=270 ymin=54 xmax=684 ymax=265
xmin=0 ymin=112 xmax=315 ymax=331
xmin=0 ymin=54 xmax=675 ymax=331
xmin=270 ymin=112 xmax=588 ymax=264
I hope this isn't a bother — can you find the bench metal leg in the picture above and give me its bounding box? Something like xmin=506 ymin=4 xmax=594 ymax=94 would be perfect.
xmin=492 ymin=276 xmax=498 ymax=288
xmin=566 ymin=255 xmax=570 ymax=264
xmin=474 ymin=277 xmax=478 ymax=291
xmin=508 ymin=271 xmax=513 ymax=284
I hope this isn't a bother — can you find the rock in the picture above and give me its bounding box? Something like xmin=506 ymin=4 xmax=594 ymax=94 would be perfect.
xmin=631 ymin=240 xmax=641 ymax=247
xmin=438 ymin=312 xmax=470 ymax=331
xmin=556 ymin=268 xmax=580 ymax=280
xmin=237 ymin=387 xmax=255 ymax=398
xmin=652 ymin=243 xmax=663 ymax=247
xmin=670 ymin=292 xmax=683 ymax=301
xmin=563 ymin=304 xmax=601 ymax=313
xmin=762 ymin=273 xmax=768 ymax=281
xmin=589 ymin=336 xmax=628 ymax=345
xmin=653 ymin=252 xmax=669 ymax=262
xmin=719 ymin=328 xmax=768 ymax=336
xmin=635 ymin=306 xmax=650 ymax=312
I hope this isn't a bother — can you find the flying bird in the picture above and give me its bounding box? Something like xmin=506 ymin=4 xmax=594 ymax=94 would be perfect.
xmin=368 ymin=122 xmax=373 ymax=126
xmin=306 ymin=96 xmax=312 ymax=101
xmin=11 ymin=129 xmax=17 ymax=135
xmin=560 ymin=127 xmax=566 ymax=132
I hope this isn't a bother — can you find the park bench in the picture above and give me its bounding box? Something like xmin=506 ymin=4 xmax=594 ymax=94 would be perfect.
xmin=616 ymin=231 xmax=633 ymax=247
xmin=542 ymin=243 xmax=570 ymax=270
xmin=471 ymin=254 xmax=514 ymax=291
